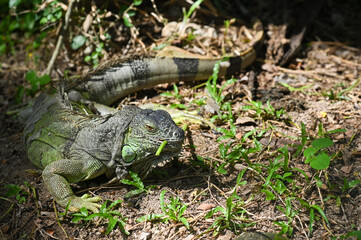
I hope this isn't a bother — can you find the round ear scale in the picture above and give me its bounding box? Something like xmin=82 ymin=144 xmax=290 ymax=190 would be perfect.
xmin=122 ymin=145 xmax=136 ymax=163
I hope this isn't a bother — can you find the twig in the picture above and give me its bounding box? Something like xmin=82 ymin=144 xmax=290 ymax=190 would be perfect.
xmin=331 ymin=55 xmax=361 ymax=68
xmin=53 ymin=200 xmax=68 ymax=239
xmin=45 ymin=0 xmax=75 ymax=76
xmin=296 ymin=215 xmax=309 ymax=240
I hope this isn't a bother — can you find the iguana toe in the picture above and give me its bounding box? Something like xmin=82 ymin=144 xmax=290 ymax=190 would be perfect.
xmin=68 ymin=194 xmax=102 ymax=212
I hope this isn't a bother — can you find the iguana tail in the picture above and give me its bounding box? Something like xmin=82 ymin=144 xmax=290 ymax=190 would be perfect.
xmin=72 ymin=22 xmax=264 ymax=105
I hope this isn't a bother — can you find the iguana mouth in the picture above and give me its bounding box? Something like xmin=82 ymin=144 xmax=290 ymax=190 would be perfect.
xmin=131 ymin=150 xmax=181 ymax=178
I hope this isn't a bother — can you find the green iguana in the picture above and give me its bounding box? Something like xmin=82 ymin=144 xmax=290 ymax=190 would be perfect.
xmin=23 ymin=23 xmax=263 ymax=212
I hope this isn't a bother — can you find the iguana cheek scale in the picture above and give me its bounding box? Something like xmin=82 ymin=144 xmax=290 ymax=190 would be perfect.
xmin=24 ymin=23 xmax=263 ymax=212
xmin=122 ymin=145 xmax=136 ymax=162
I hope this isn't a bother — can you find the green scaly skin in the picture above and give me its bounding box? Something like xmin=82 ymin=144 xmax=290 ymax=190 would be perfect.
xmin=24 ymin=94 xmax=184 ymax=212
xmin=23 ymin=22 xmax=263 ymax=212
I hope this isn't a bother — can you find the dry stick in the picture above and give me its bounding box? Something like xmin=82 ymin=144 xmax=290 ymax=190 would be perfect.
xmin=52 ymin=200 xmax=69 ymax=238
xmin=45 ymin=0 xmax=75 ymax=75
xmin=331 ymin=55 xmax=361 ymax=68
xmin=296 ymin=215 xmax=310 ymax=240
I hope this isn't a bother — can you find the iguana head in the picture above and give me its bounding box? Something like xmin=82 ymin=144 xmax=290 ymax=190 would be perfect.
xmin=120 ymin=108 xmax=184 ymax=178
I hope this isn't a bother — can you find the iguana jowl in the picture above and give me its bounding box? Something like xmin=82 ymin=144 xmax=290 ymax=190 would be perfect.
xmin=24 ymin=24 xmax=263 ymax=212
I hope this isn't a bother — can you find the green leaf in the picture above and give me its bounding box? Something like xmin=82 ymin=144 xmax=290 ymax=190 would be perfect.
xmin=303 ymin=147 xmax=317 ymax=157
xmin=291 ymin=167 xmax=309 ymax=182
xmin=9 ymin=0 xmax=21 ymax=8
xmin=38 ymin=74 xmax=51 ymax=85
xmin=126 ymin=188 xmax=145 ymax=198
xmin=71 ymin=35 xmax=87 ymax=50
xmin=301 ymin=122 xmax=308 ymax=145
xmin=326 ymin=128 xmax=347 ymax=134
xmin=217 ymin=163 xmax=228 ymax=174
xmin=262 ymin=189 xmax=275 ymax=201
xmin=279 ymin=82 xmax=313 ymax=92
xmin=133 ymin=0 xmax=143 ymax=6
xmin=84 ymin=55 xmax=91 ymax=62
xmin=310 ymin=205 xmax=329 ymax=225
xmin=84 ymin=212 xmax=112 ymax=221
xmin=160 ymin=92 xmax=173 ymax=97
xmin=23 ymin=12 xmax=36 ymax=31
xmin=156 ymin=140 xmax=168 ymax=156
xmin=346 ymin=230 xmax=361 ymax=239
xmin=136 ymin=213 xmax=164 ymax=222
xmin=5 ymin=184 xmax=21 ymax=197
xmin=304 ymin=156 xmax=314 ymax=164
xmin=107 ymin=199 xmax=122 ymax=210
xmin=25 ymin=70 xmax=37 ymax=84
xmin=311 ymin=138 xmax=333 ymax=151
xmin=71 ymin=216 xmax=84 ymax=223
xmin=123 ymin=16 xmax=133 ymax=27
xmin=180 ymin=217 xmax=189 ymax=229
xmin=309 ymin=152 xmax=330 ymax=170
xmin=99 ymin=201 xmax=107 ymax=213
xmin=105 ymin=217 xmax=118 ymax=234
xmin=309 ymin=208 xmax=314 ymax=234
xmin=178 ymin=204 xmax=188 ymax=216
xmin=160 ymin=190 xmax=166 ymax=212
xmin=120 ymin=179 xmax=136 ymax=186
xmin=79 ymin=207 xmax=89 ymax=217
xmin=184 ymin=0 xmax=205 ymax=20
xmin=129 ymin=171 xmax=143 ymax=187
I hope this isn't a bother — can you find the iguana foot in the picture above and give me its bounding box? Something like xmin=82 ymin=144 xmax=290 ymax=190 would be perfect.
xmin=67 ymin=194 xmax=102 ymax=212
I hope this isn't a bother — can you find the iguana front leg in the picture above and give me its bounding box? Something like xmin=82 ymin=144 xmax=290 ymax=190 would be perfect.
xmin=42 ymin=158 xmax=106 ymax=212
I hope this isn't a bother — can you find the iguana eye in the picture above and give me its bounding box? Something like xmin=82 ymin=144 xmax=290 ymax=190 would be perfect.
xmin=145 ymin=123 xmax=156 ymax=132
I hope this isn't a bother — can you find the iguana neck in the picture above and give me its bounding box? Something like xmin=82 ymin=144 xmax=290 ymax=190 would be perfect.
xmin=70 ymin=107 xmax=138 ymax=170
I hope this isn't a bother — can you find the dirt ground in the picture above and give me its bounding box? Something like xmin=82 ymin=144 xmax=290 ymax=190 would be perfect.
xmin=0 ymin=1 xmax=360 ymax=239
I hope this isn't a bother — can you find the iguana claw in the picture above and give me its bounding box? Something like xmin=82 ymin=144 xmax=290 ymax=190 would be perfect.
xmin=68 ymin=194 xmax=102 ymax=212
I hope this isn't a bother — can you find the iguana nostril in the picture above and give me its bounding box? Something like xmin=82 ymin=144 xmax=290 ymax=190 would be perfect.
xmin=174 ymin=128 xmax=185 ymax=140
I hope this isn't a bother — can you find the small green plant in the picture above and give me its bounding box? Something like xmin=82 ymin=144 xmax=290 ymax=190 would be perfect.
xmin=161 ymin=84 xmax=182 ymax=100
xmin=64 ymin=200 xmax=129 ymax=235
xmin=279 ymin=82 xmax=313 ymax=93
xmin=3 ymin=182 xmax=31 ymax=204
xmin=273 ymin=197 xmax=298 ymax=236
xmin=137 ymin=190 xmax=189 ymax=229
xmin=71 ymin=35 xmax=87 ymax=50
xmin=261 ymin=147 xmax=294 ymax=200
xmin=16 ymin=70 xmax=51 ymax=103
xmin=333 ymin=230 xmax=361 ymax=240
xmin=205 ymin=170 xmax=251 ymax=236
xmin=303 ymin=138 xmax=334 ymax=170
xmin=206 ymin=59 xmax=237 ymax=107
xmin=84 ymin=42 xmax=104 ymax=67
xmin=39 ymin=0 xmax=63 ymax=25
xmin=120 ymin=171 xmax=156 ymax=198
xmin=120 ymin=0 xmax=142 ymax=28
xmin=342 ymin=178 xmax=361 ymax=194
xmin=298 ymin=198 xmax=329 ymax=235
xmin=241 ymin=100 xmax=285 ymax=120
xmin=1 ymin=0 xmax=64 ymax=55
xmin=322 ymin=78 xmax=360 ymax=101
xmin=160 ymin=84 xmax=187 ymax=109
xmin=216 ymin=128 xmax=266 ymax=174
xmin=182 ymin=0 xmax=205 ymax=24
